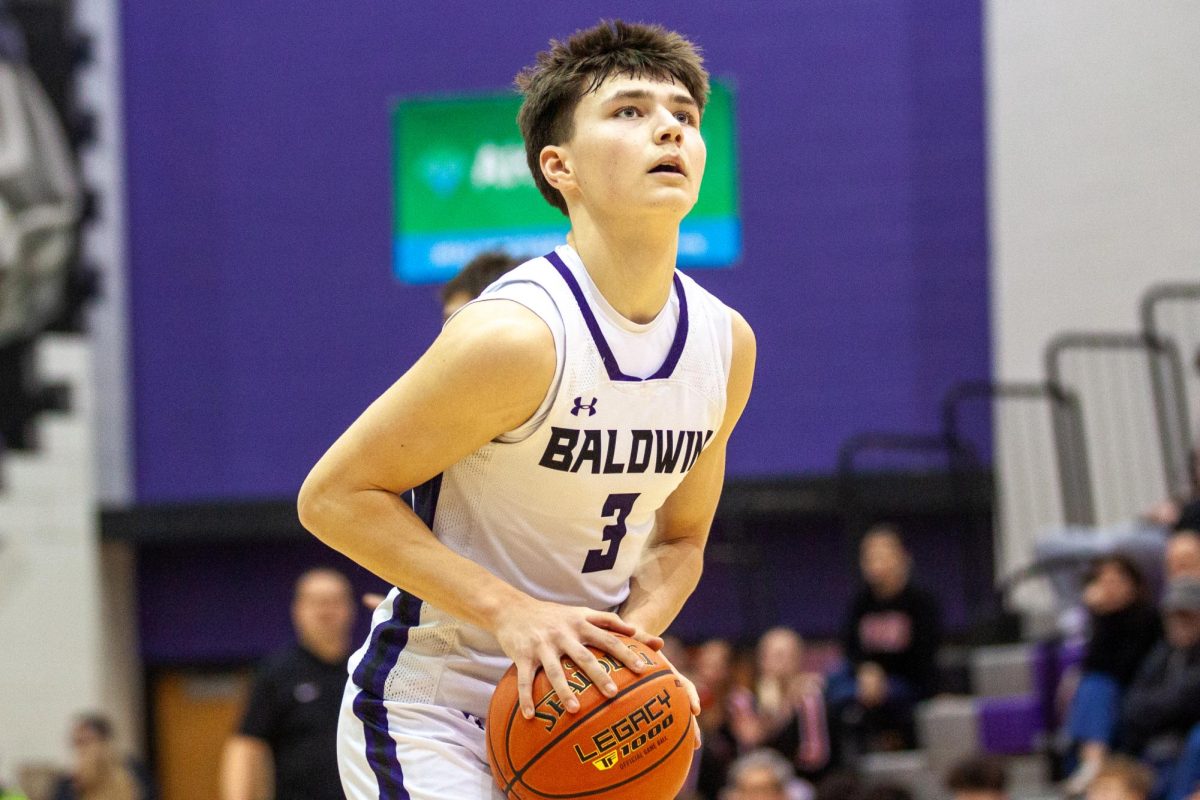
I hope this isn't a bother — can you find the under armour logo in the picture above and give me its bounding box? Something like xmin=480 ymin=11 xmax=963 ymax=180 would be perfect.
xmin=571 ymin=396 xmax=598 ymax=417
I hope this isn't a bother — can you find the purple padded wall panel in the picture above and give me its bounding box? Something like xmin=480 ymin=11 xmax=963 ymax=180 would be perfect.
xmin=122 ymin=1 xmax=988 ymax=502
xmin=138 ymin=539 xmax=382 ymax=664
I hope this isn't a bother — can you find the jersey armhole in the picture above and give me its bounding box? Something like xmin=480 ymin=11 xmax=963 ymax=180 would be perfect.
xmin=455 ymin=281 xmax=565 ymax=444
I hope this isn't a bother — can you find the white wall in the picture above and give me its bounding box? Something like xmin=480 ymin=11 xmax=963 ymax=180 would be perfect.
xmin=0 ymin=0 xmax=139 ymax=776
xmin=76 ymin=0 xmax=132 ymax=506
xmin=986 ymin=0 xmax=1200 ymax=576
xmin=0 ymin=338 xmax=104 ymax=773
xmin=987 ymin=0 xmax=1200 ymax=382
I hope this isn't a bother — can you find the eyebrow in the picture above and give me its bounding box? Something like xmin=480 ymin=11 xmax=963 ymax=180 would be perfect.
xmin=603 ymin=88 xmax=699 ymax=109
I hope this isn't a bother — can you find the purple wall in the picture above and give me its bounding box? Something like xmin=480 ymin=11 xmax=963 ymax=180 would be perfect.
xmin=123 ymin=1 xmax=989 ymax=503
xmin=137 ymin=521 xmax=972 ymax=664
xmin=138 ymin=538 xmax=383 ymax=664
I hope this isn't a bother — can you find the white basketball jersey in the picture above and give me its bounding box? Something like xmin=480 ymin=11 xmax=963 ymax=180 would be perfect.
xmin=348 ymin=244 xmax=733 ymax=720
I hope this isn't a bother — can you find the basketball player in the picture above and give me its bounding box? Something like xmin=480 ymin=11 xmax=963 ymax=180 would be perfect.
xmin=298 ymin=20 xmax=756 ymax=799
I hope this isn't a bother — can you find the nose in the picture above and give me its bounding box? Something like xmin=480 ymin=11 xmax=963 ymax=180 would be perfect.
xmin=655 ymin=108 xmax=683 ymax=144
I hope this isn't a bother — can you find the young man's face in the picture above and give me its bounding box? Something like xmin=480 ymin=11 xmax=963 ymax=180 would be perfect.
xmin=557 ymin=74 xmax=706 ymax=222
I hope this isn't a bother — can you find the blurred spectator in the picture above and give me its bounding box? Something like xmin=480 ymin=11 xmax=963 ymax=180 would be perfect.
xmin=1085 ymin=756 xmax=1154 ymax=800
xmin=945 ymin=755 xmax=1007 ymax=800
xmin=694 ymin=638 xmax=742 ymax=800
xmin=662 ymin=633 xmax=692 ymax=675
xmin=440 ymin=250 xmax=523 ymax=320
xmin=728 ymin=628 xmax=830 ymax=779
xmin=827 ymin=524 xmax=942 ymax=757
xmin=1145 ymin=445 xmax=1200 ymax=533
xmin=1119 ymin=577 xmax=1200 ymax=800
xmin=720 ymin=749 xmax=810 ymax=800
xmin=1167 ymin=531 xmax=1200 ymax=581
xmin=1064 ymin=556 xmax=1162 ymax=793
xmin=221 ymin=568 xmax=355 ymax=800
xmin=50 ymin=714 xmax=147 ymax=800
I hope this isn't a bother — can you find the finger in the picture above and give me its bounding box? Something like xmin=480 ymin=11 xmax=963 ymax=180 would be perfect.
xmin=586 ymin=611 xmax=637 ymax=636
xmin=682 ymin=675 xmax=701 ymax=716
xmin=515 ymin=659 xmax=537 ymax=719
xmin=562 ymin=641 xmax=618 ymax=698
xmin=540 ymin=647 xmax=579 ymax=713
xmin=657 ymin=651 xmax=701 ymax=715
xmin=589 ymin=629 xmax=652 ymax=673
xmin=692 ymin=720 xmax=702 ymax=750
xmin=626 ymin=627 xmax=665 ymax=651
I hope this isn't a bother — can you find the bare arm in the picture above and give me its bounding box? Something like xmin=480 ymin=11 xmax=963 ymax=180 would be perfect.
xmin=298 ymin=300 xmax=655 ymax=717
xmin=220 ymin=736 xmax=273 ymax=800
xmin=620 ymin=310 xmax=756 ymax=706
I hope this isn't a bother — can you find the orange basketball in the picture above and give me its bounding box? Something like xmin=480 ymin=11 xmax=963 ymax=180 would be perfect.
xmin=486 ymin=635 xmax=696 ymax=799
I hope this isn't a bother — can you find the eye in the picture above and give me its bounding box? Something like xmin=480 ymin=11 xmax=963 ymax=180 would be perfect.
xmin=674 ymin=110 xmax=696 ymax=125
xmin=616 ymin=106 xmax=641 ymax=119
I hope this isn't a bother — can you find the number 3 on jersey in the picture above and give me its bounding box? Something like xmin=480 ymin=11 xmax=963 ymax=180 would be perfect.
xmin=582 ymin=493 xmax=640 ymax=573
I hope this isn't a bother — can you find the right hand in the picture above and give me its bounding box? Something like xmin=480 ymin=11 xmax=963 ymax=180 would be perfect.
xmin=856 ymin=662 xmax=888 ymax=708
xmin=1144 ymin=497 xmax=1180 ymax=527
xmin=492 ymin=598 xmax=663 ymax=720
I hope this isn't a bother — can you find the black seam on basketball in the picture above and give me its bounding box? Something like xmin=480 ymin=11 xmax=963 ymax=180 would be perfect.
xmin=502 ymin=693 xmax=522 ymax=793
xmin=486 ymin=720 xmax=516 ymax=798
xmin=503 ymin=667 xmax=675 ymax=787
xmin=516 ymin=712 xmax=694 ymax=799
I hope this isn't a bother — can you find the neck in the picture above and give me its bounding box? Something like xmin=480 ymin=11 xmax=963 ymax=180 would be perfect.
xmin=566 ymin=208 xmax=679 ymax=324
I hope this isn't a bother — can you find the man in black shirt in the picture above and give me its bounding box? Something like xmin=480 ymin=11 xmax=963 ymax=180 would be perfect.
xmin=828 ymin=524 xmax=941 ymax=756
xmin=222 ymin=568 xmax=355 ymax=800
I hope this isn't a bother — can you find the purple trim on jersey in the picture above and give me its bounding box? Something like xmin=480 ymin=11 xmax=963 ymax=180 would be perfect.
xmin=351 ymin=591 xmax=421 ymax=799
xmin=544 ymin=250 xmax=689 ymax=382
xmin=412 ymin=473 xmax=442 ymax=529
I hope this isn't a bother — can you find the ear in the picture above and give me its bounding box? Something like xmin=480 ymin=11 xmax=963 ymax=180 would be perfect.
xmin=539 ymin=144 xmax=576 ymax=197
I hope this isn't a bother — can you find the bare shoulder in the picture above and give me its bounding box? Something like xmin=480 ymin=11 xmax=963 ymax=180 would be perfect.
xmin=437 ymin=298 xmax=556 ymax=374
xmin=716 ymin=307 xmax=755 ymax=435
xmin=300 ymin=298 xmax=558 ymax=497
xmin=728 ymin=307 xmax=757 ymax=358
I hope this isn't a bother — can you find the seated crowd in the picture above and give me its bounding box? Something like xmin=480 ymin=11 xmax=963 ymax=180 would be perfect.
xmin=679 ymin=514 xmax=1200 ymax=800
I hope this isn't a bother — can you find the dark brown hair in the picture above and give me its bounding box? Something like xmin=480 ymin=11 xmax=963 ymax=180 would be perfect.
xmin=440 ymin=251 xmax=522 ymax=305
xmin=515 ymin=19 xmax=709 ymax=215
xmin=75 ymin=712 xmax=114 ymax=741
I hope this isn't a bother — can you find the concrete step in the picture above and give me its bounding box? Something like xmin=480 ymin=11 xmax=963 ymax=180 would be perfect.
xmin=918 ymin=696 xmax=979 ymax=774
xmin=860 ymin=750 xmax=944 ymax=800
xmin=971 ymin=643 xmax=1036 ymax=697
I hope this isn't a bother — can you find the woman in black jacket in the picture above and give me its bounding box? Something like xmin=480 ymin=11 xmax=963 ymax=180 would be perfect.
xmin=1063 ymin=554 xmax=1161 ymax=794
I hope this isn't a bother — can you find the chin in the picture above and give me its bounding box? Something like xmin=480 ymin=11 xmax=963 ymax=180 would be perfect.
xmin=631 ymin=195 xmax=697 ymax=220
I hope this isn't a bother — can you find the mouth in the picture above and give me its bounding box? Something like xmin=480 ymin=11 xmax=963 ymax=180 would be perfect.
xmin=648 ymin=158 xmax=686 ymax=177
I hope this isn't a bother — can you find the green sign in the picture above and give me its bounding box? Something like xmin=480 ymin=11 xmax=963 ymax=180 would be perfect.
xmin=392 ymin=81 xmax=740 ymax=283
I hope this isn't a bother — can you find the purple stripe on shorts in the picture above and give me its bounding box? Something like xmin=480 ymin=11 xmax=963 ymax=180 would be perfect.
xmin=351 ymin=591 xmax=418 ymax=799
xmin=544 ymin=250 xmax=689 ymax=382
